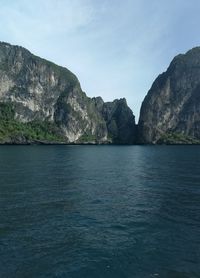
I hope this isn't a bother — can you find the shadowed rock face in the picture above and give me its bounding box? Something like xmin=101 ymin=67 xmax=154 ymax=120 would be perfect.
xmin=138 ymin=47 xmax=200 ymax=144
xmin=93 ymin=97 xmax=136 ymax=144
xmin=0 ymin=42 xmax=136 ymax=144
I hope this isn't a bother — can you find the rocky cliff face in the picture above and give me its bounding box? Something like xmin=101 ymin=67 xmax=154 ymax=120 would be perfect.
xmin=0 ymin=42 xmax=136 ymax=144
xmin=138 ymin=47 xmax=200 ymax=144
xmin=93 ymin=97 xmax=136 ymax=144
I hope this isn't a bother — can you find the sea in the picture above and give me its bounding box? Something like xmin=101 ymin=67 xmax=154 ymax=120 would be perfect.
xmin=0 ymin=145 xmax=199 ymax=278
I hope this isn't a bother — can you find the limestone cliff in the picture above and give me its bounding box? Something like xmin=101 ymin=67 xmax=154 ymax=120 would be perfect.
xmin=93 ymin=97 xmax=136 ymax=144
xmin=138 ymin=47 xmax=200 ymax=144
xmin=0 ymin=42 xmax=136 ymax=144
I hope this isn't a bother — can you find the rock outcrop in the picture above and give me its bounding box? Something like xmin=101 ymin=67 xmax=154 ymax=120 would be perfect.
xmin=93 ymin=97 xmax=136 ymax=144
xmin=0 ymin=42 xmax=136 ymax=144
xmin=138 ymin=47 xmax=200 ymax=144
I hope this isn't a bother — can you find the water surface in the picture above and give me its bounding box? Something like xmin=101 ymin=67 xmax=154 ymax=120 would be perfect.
xmin=0 ymin=146 xmax=200 ymax=277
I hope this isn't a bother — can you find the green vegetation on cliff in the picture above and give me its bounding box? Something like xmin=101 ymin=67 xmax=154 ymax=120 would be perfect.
xmin=0 ymin=103 xmax=65 ymax=143
xmin=157 ymin=132 xmax=200 ymax=144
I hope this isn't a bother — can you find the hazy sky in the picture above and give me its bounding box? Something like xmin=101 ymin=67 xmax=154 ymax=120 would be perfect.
xmin=0 ymin=0 xmax=200 ymax=120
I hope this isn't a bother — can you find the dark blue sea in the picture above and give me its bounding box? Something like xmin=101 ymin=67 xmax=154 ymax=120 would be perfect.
xmin=0 ymin=146 xmax=200 ymax=278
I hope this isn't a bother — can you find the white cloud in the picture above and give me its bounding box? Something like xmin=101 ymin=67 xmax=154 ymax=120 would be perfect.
xmin=0 ymin=0 xmax=95 ymax=44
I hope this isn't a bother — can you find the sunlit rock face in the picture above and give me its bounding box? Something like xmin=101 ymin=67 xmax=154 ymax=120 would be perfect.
xmin=0 ymin=42 xmax=136 ymax=144
xmin=138 ymin=47 xmax=200 ymax=144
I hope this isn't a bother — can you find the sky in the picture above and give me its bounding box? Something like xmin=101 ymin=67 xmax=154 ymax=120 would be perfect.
xmin=0 ymin=0 xmax=200 ymax=121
